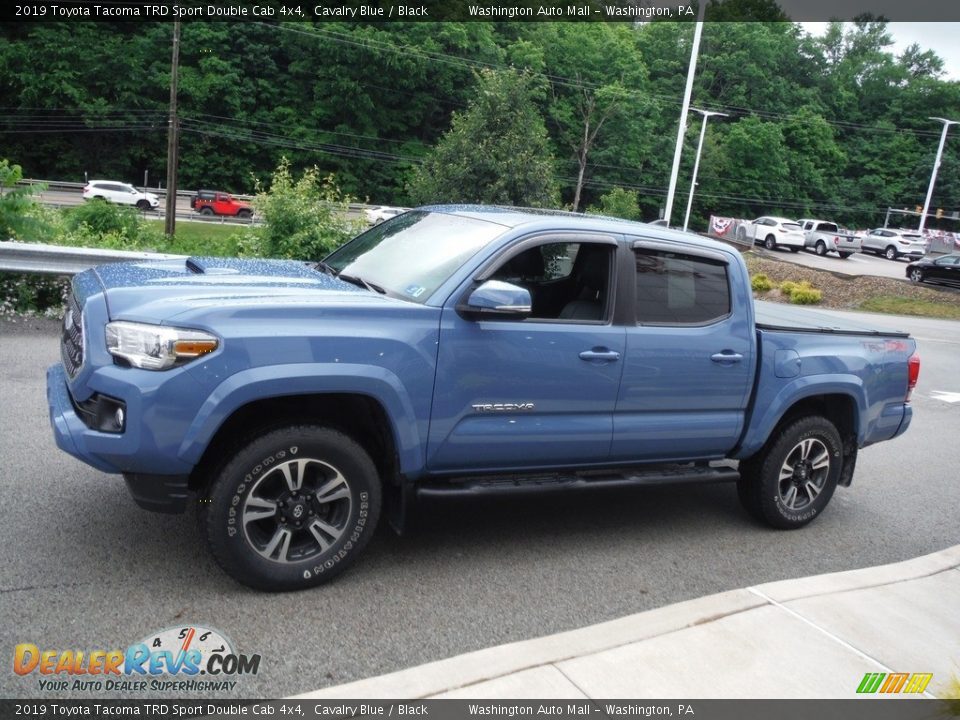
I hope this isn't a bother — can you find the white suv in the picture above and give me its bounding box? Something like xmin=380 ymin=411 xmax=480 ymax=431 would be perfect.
xmin=83 ymin=181 xmax=159 ymax=211
xmin=860 ymin=228 xmax=927 ymax=261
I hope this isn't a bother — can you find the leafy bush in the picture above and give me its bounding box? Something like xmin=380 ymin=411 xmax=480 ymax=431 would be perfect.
xmin=0 ymin=273 xmax=70 ymax=320
xmin=0 ymin=159 xmax=53 ymax=240
xmin=751 ymin=273 xmax=773 ymax=292
xmin=780 ymin=280 xmax=822 ymax=304
xmin=789 ymin=286 xmax=823 ymax=304
xmin=65 ymin=199 xmax=142 ymax=239
xmin=589 ymin=187 xmax=641 ymax=220
xmin=242 ymin=158 xmax=365 ymax=261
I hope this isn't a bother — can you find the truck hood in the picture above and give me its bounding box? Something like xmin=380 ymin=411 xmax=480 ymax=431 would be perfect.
xmin=91 ymin=257 xmax=404 ymax=324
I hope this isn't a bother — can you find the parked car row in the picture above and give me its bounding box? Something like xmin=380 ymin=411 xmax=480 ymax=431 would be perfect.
xmin=739 ymin=214 xmax=935 ymax=264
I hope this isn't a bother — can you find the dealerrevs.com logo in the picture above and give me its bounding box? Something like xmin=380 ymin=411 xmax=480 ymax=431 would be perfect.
xmin=13 ymin=625 xmax=261 ymax=693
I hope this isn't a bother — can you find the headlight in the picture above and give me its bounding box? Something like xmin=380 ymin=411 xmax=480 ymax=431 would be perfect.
xmin=105 ymin=321 xmax=219 ymax=370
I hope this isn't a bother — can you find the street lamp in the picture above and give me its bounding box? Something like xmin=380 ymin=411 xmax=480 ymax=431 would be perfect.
xmin=682 ymin=108 xmax=728 ymax=232
xmin=662 ymin=0 xmax=707 ymax=227
xmin=918 ymin=117 xmax=959 ymax=234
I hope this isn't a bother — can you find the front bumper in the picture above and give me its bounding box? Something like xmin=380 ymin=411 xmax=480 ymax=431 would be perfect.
xmin=47 ymin=363 xmax=193 ymax=513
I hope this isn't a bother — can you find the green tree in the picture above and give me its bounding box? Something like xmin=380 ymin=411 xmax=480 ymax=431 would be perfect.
xmin=408 ymin=68 xmax=559 ymax=207
xmin=589 ymin=187 xmax=641 ymax=221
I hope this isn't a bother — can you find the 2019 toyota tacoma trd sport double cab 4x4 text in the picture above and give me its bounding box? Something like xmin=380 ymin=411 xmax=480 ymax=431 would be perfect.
xmin=47 ymin=207 xmax=919 ymax=591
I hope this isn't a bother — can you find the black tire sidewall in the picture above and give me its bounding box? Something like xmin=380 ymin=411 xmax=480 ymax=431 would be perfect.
xmin=745 ymin=416 xmax=842 ymax=529
xmin=204 ymin=426 xmax=381 ymax=591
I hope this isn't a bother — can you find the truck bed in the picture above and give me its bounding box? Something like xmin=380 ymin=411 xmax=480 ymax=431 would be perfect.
xmin=754 ymin=300 xmax=909 ymax=338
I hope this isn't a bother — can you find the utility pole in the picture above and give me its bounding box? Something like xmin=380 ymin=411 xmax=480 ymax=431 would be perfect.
xmin=918 ymin=117 xmax=958 ymax=235
xmin=663 ymin=0 xmax=706 ymax=227
xmin=164 ymin=20 xmax=181 ymax=236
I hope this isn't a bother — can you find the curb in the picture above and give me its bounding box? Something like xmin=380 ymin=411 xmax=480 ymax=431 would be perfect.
xmin=292 ymin=545 xmax=960 ymax=700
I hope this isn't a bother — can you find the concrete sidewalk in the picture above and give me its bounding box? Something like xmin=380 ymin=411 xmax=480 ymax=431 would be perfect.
xmin=294 ymin=545 xmax=960 ymax=700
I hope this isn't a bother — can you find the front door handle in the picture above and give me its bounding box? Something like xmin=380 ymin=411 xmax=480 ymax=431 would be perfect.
xmin=579 ymin=348 xmax=621 ymax=362
xmin=711 ymin=351 xmax=744 ymax=364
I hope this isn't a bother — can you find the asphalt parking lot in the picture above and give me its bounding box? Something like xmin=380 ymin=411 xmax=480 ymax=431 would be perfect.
xmin=755 ymin=243 xmax=943 ymax=282
xmin=1 ymin=311 xmax=958 ymax=700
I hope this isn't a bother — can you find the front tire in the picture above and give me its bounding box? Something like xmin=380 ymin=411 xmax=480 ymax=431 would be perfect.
xmin=737 ymin=416 xmax=842 ymax=529
xmin=203 ymin=426 xmax=382 ymax=591
xmin=815 ymin=241 xmax=827 ymax=256
xmin=839 ymin=252 xmax=852 ymax=259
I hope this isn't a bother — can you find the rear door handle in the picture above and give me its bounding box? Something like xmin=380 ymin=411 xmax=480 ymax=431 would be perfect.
xmin=579 ymin=348 xmax=621 ymax=362
xmin=711 ymin=351 xmax=744 ymax=364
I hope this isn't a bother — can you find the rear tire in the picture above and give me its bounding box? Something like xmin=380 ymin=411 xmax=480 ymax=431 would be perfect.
xmin=737 ymin=416 xmax=842 ymax=529
xmin=764 ymin=235 xmax=777 ymax=251
xmin=200 ymin=206 xmax=214 ymax=216
xmin=885 ymin=246 xmax=898 ymax=260
xmin=909 ymin=268 xmax=924 ymax=283
xmin=202 ymin=425 xmax=382 ymax=591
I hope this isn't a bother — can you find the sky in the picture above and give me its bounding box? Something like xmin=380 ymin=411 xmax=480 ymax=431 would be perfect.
xmin=801 ymin=22 xmax=960 ymax=80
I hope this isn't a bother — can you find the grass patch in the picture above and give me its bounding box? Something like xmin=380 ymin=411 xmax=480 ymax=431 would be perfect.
xmin=858 ymin=295 xmax=960 ymax=320
xmin=147 ymin=218 xmax=246 ymax=257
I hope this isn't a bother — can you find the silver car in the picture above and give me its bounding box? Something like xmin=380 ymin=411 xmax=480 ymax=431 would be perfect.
xmin=861 ymin=228 xmax=926 ymax=261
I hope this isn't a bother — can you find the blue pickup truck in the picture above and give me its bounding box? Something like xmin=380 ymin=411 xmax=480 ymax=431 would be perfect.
xmin=47 ymin=206 xmax=919 ymax=590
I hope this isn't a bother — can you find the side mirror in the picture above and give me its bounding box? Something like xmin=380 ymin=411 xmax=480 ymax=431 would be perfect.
xmin=461 ymin=280 xmax=531 ymax=319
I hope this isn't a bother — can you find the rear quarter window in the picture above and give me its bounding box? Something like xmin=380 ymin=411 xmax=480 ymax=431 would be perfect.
xmin=634 ymin=249 xmax=731 ymax=325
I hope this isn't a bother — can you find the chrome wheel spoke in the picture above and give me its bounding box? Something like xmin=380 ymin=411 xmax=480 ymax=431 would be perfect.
xmin=261 ymin=527 xmax=292 ymax=562
xmin=805 ymin=481 xmax=822 ymax=502
xmin=316 ymin=473 xmax=350 ymax=504
xmin=779 ymin=462 xmax=795 ymax=481
xmin=243 ymin=495 xmax=277 ymax=525
xmin=278 ymin=458 xmax=312 ymax=493
xmin=782 ymin=485 xmax=798 ymax=509
xmin=308 ymin=518 xmax=342 ymax=552
xmin=810 ymin=449 xmax=830 ymax=472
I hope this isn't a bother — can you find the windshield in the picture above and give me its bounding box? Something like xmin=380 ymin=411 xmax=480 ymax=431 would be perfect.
xmin=324 ymin=210 xmax=507 ymax=303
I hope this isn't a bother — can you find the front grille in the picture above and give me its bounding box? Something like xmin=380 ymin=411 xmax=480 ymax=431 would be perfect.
xmin=61 ymin=291 xmax=84 ymax=378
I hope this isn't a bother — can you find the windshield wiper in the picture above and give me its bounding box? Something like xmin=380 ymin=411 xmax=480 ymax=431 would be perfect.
xmin=338 ymin=273 xmax=386 ymax=294
xmin=313 ymin=260 xmax=338 ymax=276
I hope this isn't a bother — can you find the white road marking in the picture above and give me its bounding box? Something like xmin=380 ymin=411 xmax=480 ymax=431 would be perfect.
xmin=930 ymin=390 xmax=960 ymax=403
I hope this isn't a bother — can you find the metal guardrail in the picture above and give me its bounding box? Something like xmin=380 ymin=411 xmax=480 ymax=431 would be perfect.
xmin=0 ymin=240 xmax=182 ymax=276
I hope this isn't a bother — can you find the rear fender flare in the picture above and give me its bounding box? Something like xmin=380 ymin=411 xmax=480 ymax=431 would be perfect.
xmin=734 ymin=376 xmax=866 ymax=459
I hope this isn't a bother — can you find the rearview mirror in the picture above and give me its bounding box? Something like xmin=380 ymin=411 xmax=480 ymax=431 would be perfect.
xmin=461 ymin=280 xmax=531 ymax=318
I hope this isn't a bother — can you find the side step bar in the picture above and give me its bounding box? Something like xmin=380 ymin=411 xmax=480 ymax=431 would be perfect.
xmin=415 ymin=462 xmax=739 ymax=499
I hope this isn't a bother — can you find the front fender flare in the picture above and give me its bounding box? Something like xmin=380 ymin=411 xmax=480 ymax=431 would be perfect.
xmin=177 ymin=363 xmax=424 ymax=475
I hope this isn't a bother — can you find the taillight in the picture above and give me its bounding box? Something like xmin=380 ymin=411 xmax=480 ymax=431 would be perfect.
xmin=906 ymin=353 xmax=920 ymax=402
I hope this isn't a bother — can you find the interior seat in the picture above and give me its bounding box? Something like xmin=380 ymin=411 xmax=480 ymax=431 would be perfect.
xmin=558 ymin=246 xmax=609 ymax=321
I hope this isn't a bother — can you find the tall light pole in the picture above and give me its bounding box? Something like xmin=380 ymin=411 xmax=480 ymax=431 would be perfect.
xmin=682 ymin=108 xmax=728 ymax=232
xmin=918 ymin=117 xmax=958 ymax=234
xmin=663 ymin=0 xmax=707 ymax=227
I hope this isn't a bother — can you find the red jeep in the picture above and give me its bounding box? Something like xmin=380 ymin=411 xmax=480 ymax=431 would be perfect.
xmin=191 ymin=190 xmax=253 ymax=218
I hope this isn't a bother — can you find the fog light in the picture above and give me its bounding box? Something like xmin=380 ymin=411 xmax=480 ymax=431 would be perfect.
xmin=115 ymin=407 xmax=125 ymax=431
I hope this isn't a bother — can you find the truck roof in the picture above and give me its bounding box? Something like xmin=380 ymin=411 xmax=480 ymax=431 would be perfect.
xmin=419 ymin=204 xmax=739 ymax=256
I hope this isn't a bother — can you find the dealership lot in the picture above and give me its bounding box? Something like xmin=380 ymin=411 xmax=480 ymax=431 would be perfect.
xmin=1 ymin=312 xmax=958 ymax=699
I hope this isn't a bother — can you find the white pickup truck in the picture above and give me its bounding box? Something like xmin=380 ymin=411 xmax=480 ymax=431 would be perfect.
xmin=798 ymin=219 xmax=861 ymax=259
